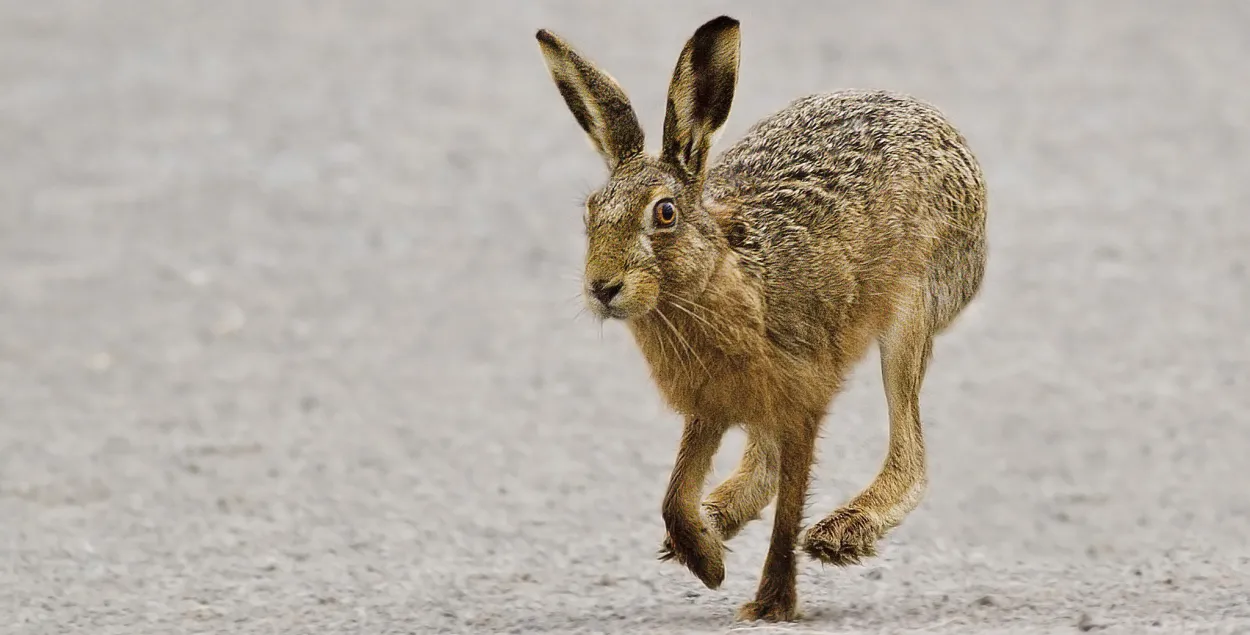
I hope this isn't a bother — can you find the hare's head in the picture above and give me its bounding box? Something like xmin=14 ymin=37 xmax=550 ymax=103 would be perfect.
xmin=536 ymin=16 xmax=741 ymax=320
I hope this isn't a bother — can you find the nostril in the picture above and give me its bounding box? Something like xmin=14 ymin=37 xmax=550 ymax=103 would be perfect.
xmin=590 ymin=279 xmax=624 ymax=305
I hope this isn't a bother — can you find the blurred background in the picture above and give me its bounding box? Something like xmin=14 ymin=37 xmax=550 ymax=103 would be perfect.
xmin=2 ymin=1 xmax=1248 ymax=634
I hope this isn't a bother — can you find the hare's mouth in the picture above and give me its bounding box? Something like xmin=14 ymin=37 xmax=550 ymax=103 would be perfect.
xmin=602 ymin=307 xmax=631 ymax=320
xmin=586 ymin=296 xmax=633 ymax=321
xmin=584 ymin=274 xmax=659 ymax=321
xmin=585 ymin=294 xmax=652 ymax=321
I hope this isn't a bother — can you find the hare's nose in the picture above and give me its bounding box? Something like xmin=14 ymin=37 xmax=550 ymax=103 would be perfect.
xmin=590 ymin=279 xmax=624 ymax=306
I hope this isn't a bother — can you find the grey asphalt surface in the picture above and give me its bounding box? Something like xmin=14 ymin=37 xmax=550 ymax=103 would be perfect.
xmin=3 ymin=2 xmax=1249 ymax=634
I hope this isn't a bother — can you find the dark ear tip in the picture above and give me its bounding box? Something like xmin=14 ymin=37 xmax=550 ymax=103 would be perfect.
xmin=535 ymin=29 xmax=557 ymax=46
xmin=702 ymin=15 xmax=740 ymax=32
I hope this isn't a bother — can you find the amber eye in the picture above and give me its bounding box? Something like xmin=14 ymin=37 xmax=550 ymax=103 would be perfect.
xmin=653 ymin=199 xmax=678 ymax=228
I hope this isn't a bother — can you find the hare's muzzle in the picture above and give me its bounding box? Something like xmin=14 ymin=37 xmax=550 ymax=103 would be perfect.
xmin=586 ymin=277 xmax=631 ymax=319
xmin=589 ymin=279 xmax=624 ymax=306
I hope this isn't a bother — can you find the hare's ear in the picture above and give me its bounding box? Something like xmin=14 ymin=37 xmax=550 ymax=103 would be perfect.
xmin=661 ymin=16 xmax=740 ymax=178
xmin=536 ymin=29 xmax=645 ymax=170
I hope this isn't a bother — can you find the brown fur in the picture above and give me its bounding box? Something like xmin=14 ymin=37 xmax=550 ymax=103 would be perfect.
xmin=537 ymin=16 xmax=986 ymax=622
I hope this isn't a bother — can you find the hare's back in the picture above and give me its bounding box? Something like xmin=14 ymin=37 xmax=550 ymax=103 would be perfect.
xmin=706 ymin=89 xmax=987 ymax=335
xmin=707 ymin=89 xmax=985 ymax=253
xmin=709 ymin=90 xmax=981 ymax=216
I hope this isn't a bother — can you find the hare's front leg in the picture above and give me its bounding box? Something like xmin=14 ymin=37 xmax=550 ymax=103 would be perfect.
xmin=703 ymin=427 xmax=778 ymax=541
xmin=804 ymin=307 xmax=933 ymax=566
xmin=736 ymin=418 xmax=817 ymax=622
xmin=662 ymin=429 xmax=776 ymax=556
xmin=659 ymin=416 xmax=729 ymax=589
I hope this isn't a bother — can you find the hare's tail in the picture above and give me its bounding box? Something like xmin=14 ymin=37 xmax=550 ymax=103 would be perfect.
xmin=923 ymin=158 xmax=988 ymax=334
xmin=924 ymin=222 xmax=986 ymax=334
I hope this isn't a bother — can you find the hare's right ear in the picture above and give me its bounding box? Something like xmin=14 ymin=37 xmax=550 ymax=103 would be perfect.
xmin=536 ymin=29 xmax=645 ymax=171
xmin=661 ymin=16 xmax=740 ymax=178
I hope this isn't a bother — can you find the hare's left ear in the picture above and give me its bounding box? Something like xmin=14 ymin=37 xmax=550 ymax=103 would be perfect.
xmin=661 ymin=16 xmax=741 ymax=178
xmin=536 ymin=29 xmax=645 ymax=171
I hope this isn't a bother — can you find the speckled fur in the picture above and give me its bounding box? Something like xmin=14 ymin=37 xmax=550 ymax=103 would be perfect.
xmin=537 ymin=16 xmax=986 ymax=623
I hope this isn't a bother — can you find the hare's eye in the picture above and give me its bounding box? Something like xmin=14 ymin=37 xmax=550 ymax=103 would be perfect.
xmin=653 ymin=199 xmax=678 ymax=228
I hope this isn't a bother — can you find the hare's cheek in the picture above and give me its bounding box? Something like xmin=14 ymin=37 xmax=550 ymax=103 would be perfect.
xmin=636 ymin=235 xmax=655 ymax=259
xmin=620 ymin=272 xmax=661 ymax=314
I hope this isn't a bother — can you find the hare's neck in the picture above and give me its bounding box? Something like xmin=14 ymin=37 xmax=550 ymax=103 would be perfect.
xmin=629 ymin=253 xmax=765 ymax=378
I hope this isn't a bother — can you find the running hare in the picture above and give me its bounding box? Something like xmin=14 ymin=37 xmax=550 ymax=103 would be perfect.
xmin=536 ymin=16 xmax=986 ymax=622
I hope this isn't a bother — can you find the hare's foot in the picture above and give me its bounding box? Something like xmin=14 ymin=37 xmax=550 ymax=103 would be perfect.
xmin=705 ymin=500 xmax=760 ymax=540
xmin=657 ymin=519 xmax=725 ymax=589
xmin=701 ymin=430 xmax=778 ymax=541
xmin=802 ymin=507 xmax=884 ymax=566
xmin=658 ymin=502 xmax=734 ymax=553
xmin=701 ymin=495 xmax=768 ymax=542
xmin=736 ymin=596 xmax=799 ymax=622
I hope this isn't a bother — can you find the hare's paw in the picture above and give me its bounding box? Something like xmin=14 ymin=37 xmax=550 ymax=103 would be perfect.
xmin=736 ymin=597 xmax=800 ymax=622
xmin=657 ymin=521 xmax=725 ymax=589
xmin=656 ymin=534 xmax=682 ymax=565
xmin=701 ymin=500 xmax=758 ymax=542
xmin=802 ymin=507 xmax=884 ymax=566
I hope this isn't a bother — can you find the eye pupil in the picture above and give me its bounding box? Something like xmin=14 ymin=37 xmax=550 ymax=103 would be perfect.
xmin=655 ymin=200 xmax=677 ymax=226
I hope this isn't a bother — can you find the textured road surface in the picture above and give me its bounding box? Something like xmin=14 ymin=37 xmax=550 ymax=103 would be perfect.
xmin=3 ymin=2 xmax=1250 ymax=634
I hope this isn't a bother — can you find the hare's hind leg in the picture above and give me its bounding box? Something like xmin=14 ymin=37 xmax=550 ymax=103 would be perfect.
xmin=703 ymin=427 xmax=779 ymax=541
xmin=803 ymin=296 xmax=933 ymax=566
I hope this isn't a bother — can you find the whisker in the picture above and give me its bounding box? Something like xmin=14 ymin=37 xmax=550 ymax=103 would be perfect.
xmin=652 ymin=314 xmax=673 ymax=364
xmin=655 ymin=307 xmax=709 ymax=378
xmin=649 ymin=313 xmax=683 ymax=375
xmin=671 ymin=294 xmax=733 ymax=339
xmin=664 ymin=298 xmax=721 ymax=340
xmin=663 ymin=293 xmax=731 ymax=342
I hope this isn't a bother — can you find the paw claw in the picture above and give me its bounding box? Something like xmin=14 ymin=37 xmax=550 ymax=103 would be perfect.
xmin=657 ymin=536 xmax=676 ymax=562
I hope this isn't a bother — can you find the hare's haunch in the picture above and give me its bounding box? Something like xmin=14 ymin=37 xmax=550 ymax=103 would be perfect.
xmin=537 ymin=15 xmax=986 ymax=622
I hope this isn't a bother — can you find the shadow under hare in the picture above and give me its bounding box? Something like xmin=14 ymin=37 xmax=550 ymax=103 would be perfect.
xmin=536 ymin=15 xmax=986 ymax=622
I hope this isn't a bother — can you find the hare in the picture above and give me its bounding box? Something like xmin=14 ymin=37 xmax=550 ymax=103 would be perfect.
xmin=535 ymin=15 xmax=986 ymax=622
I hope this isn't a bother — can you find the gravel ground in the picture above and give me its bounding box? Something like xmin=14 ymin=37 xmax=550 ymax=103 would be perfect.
xmin=3 ymin=2 xmax=1249 ymax=634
